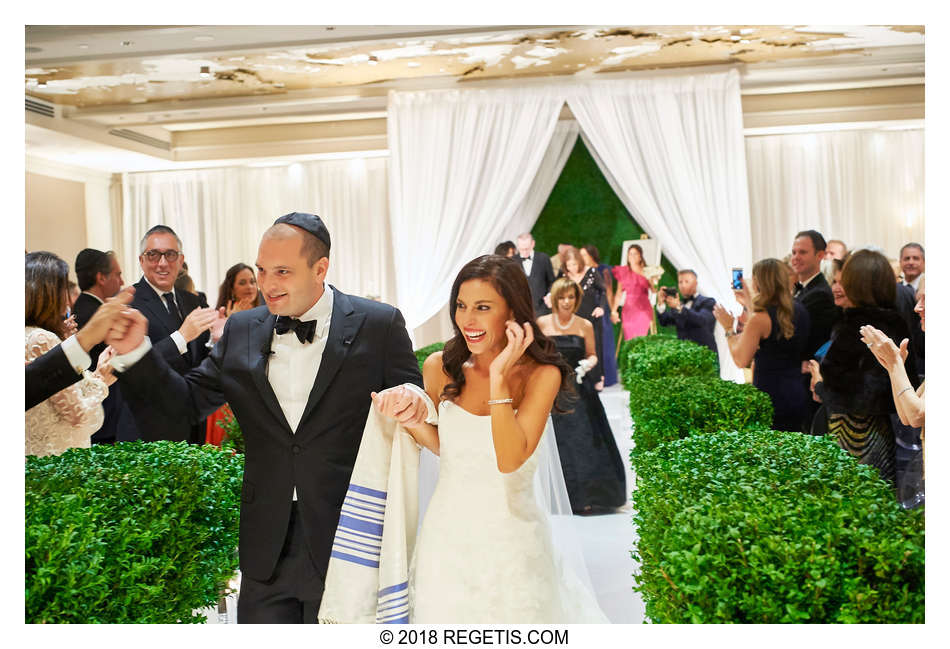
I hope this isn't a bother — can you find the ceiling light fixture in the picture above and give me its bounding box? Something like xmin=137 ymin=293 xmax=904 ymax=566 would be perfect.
xmin=77 ymin=43 xmax=89 ymax=49
xmin=193 ymin=35 xmax=215 ymax=42
xmin=199 ymin=66 xmax=211 ymax=78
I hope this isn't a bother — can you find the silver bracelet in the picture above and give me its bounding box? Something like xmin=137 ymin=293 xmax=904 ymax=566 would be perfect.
xmin=487 ymin=398 xmax=513 ymax=406
xmin=896 ymin=386 xmax=914 ymax=398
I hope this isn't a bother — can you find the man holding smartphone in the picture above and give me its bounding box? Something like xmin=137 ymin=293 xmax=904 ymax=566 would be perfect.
xmin=656 ymin=269 xmax=717 ymax=354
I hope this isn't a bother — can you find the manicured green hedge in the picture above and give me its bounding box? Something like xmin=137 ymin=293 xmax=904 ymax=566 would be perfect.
xmin=620 ymin=335 xmax=718 ymax=390
xmin=414 ymin=341 xmax=445 ymax=371
xmin=627 ymin=375 xmax=773 ymax=456
xmin=26 ymin=441 xmax=243 ymax=623
xmin=632 ymin=429 xmax=925 ymax=623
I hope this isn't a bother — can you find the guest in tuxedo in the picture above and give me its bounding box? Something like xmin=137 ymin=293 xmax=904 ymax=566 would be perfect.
xmin=656 ymin=269 xmax=717 ymax=354
xmin=494 ymin=241 xmax=517 ymax=258
xmin=516 ymin=232 xmax=555 ymax=316
xmin=109 ymin=212 xmax=430 ymax=624
xmin=73 ymin=248 xmax=127 ymax=445
xmin=899 ymin=243 xmax=924 ymax=293
xmin=790 ymin=230 xmax=839 ymax=433
xmin=125 ymin=225 xmax=219 ymax=443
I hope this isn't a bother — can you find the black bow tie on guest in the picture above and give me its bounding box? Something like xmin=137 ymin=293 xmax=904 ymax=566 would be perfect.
xmin=274 ymin=316 xmax=317 ymax=344
xmin=794 ymin=282 xmax=805 ymax=294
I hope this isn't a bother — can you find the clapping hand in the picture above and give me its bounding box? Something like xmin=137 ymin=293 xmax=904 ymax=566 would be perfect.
xmin=105 ymin=308 xmax=148 ymax=355
xmin=712 ymin=303 xmax=735 ymax=331
xmin=591 ymin=306 xmax=605 ymax=318
xmin=860 ymin=325 xmax=908 ymax=371
xmin=63 ymin=313 xmax=78 ymax=338
xmin=807 ymin=360 xmax=823 ymax=402
xmin=371 ymin=385 xmax=428 ymax=427
xmin=210 ymin=307 xmax=228 ymax=343
xmin=179 ymin=307 xmax=218 ymax=343
xmin=489 ymin=321 xmax=534 ymax=380
xmin=226 ymin=296 xmax=257 ymax=316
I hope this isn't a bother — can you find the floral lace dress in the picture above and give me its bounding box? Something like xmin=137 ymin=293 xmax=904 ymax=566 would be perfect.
xmin=25 ymin=327 xmax=107 ymax=457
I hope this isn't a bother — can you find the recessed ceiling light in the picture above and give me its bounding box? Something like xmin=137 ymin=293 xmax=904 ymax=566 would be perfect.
xmin=78 ymin=43 xmax=89 ymax=49
xmin=193 ymin=35 xmax=215 ymax=42
xmin=37 ymin=79 xmax=46 ymax=86
xmin=199 ymin=66 xmax=211 ymax=78
xmin=407 ymin=61 xmax=421 ymax=68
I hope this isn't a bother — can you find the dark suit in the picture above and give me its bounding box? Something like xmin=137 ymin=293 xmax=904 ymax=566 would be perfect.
xmin=117 ymin=286 xmax=422 ymax=622
xmin=73 ymin=292 xmax=124 ymax=445
xmin=124 ymin=278 xmax=210 ymax=442
xmin=896 ymin=282 xmax=924 ymax=381
xmin=25 ymin=344 xmax=81 ymax=410
xmin=520 ymin=252 xmax=555 ymax=316
xmin=656 ymin=294 xmax=717 ymax=353
xmin=795 ymin=273 xmax=839 ymax=433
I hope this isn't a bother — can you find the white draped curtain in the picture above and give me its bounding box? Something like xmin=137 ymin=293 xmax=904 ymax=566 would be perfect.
xmin=387 ymin=86 xmax=565 ymax=332
xmin=121 ymin=157 xmax=392 ymax=308
xmin=565 ymin=70 xmax=752 ymax=380
xmin=745 ymin=128 xmax=925 ymax=260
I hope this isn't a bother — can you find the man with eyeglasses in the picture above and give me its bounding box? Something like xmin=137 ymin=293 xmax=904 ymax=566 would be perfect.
xmin=127 ymin=224 xmax=219 ymax=443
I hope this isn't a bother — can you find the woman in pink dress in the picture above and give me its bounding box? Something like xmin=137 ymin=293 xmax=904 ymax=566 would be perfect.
xmin=611 ymin=244 xmax=654 ymax=341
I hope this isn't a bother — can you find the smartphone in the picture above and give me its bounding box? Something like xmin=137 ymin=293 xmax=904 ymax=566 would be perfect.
xmin=731 ymin=267 xmax=743 ymax=290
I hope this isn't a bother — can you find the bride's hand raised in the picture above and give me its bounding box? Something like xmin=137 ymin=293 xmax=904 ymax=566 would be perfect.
xmin=489 ymin=320 xmax=534 ymax=380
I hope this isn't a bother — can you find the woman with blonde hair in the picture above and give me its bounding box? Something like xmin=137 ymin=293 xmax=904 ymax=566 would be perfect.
xmin=713 ymin=258 xmax=811 ymax=432
xmin=537 ymin=277 xmax=626 ymax=514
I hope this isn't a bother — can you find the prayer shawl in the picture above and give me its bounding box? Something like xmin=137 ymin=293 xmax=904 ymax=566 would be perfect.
xmin=317 ymin=407 xmax=420 ymax=623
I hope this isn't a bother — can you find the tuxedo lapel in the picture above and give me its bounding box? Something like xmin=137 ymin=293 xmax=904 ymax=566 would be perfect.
xmin=135 ymin=279 xmax=179 ymax=334
xmin=248 ymin=310 xmax=293 ymax=436
xmin=298 ymin=287 xmax=365 ymax=429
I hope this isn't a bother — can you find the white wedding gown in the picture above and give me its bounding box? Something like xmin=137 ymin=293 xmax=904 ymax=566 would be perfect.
xmin=408 ymin=400 xmax=608 ymax=623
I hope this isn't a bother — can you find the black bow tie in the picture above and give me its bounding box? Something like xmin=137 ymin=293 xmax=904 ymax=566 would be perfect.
xmin=275 ymin=316 xmax=317 ymax=344
xmin=794 ymin=282 xmax=805 ymax=294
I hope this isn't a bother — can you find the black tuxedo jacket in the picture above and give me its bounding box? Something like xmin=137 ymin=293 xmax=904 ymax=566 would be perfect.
xmin=26 ymin=344 xmax=80 ymax=410
xmin=657 ymin=294 xmax=717 ymax=353
xmin=795 ymin=273 xmax=838 ymax=359
xmin=118 ymin=286 xmax=423 ymax=583
xmin=520 ymin=252 xmax=555 ymax=316
xmin=130 ymin=277 xmax=211 ymax=375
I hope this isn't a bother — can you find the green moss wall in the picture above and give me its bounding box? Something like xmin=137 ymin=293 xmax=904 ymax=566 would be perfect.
xmin=531 ymin=136 xmax=677 ymax=334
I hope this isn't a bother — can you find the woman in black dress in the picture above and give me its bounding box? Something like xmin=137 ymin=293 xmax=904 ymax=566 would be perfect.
xmin=713 ymin=258 xmax=811 ymax=432
xmin=557 ymin=246 xmax=607 ymax=389
xmin=536 ymin=277 xmax=626 ymax=514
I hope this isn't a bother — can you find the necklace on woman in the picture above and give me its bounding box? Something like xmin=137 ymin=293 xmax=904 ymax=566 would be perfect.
xmin=554 ymin=313 xmax=575 ymax=330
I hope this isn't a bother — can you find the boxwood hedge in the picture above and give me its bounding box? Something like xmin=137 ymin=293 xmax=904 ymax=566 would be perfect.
xmin=620 ymin=336 xmax=718 ymax=390
xmin=414 ymin=341 xmax=445 ymax=371
xmin=26 ymin=441 xmax=243 ymax=623
xmin=627 ymin=375 xmax=773 ymax=456
xmin=632 ymin=429 xmax=925 ymax=623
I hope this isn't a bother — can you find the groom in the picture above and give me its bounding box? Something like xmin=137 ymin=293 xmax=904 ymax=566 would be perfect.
xmin=109 ymin=213 xmax=432 ymax=623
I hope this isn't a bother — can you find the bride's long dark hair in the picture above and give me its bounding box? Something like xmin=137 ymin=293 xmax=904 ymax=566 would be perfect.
xmin=441 ymin=255 xmax=574 ymax=411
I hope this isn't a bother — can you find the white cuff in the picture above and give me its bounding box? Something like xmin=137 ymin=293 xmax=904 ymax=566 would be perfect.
xmin=111 ymin=337 xmax=153 ymax=372
xmin=171 ymin=330 xmax=188 ymax=354
xmin=60 ymin=335 xmax=92 ymax=375
xmin=403 ymin=382 xmax=438 ymax=425
xmin=656 ymin=302 xmax=667 ymax=314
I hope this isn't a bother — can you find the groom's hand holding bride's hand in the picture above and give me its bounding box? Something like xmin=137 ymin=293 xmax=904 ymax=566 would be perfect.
xmin=371 ymin=386 xmax=428 ymax=427
xmin=105 ymin=308 xmax=148 ymax=355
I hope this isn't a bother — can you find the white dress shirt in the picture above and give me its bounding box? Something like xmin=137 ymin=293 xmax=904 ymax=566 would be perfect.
xmin=521 ymin=255 xmax=533 ymax=276
xmin=143 ymin=279 xmax=188 ymax=354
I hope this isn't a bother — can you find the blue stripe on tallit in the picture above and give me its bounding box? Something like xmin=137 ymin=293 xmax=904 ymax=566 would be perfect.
xmin=342 ymin=501 xmax=388 ymax=517
xmin=338 ymin=514 xmax=384 ymax=536
xmin=377 ymin=596 xmax=408 ymax=612
xmin=334 ymin=536 xmax=382 ymax=552
xmin=345 ymin=495 xmax=387 ymax=511
xmin=377 ymin=609 xmax=409 ymax=624
xmin=377 ymin=581 xmax=408 ymax=598
xmin=334 ymin=540 xmax=381 ymax=557
xmin=330 ymin=550 xmax=380 ymax=568
xmin=348 ymin=484 xmax=387 ymax=499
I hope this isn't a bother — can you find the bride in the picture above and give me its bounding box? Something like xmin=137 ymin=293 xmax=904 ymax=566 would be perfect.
xmin=373 ymin=254 xmax=607 ymax=623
